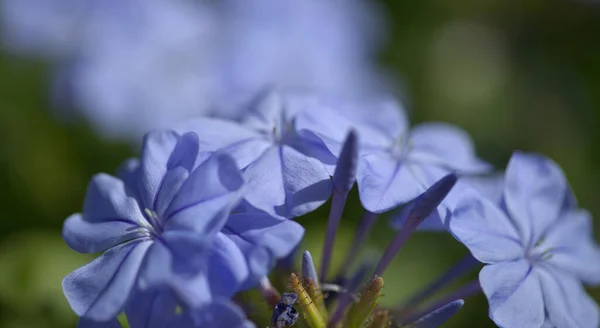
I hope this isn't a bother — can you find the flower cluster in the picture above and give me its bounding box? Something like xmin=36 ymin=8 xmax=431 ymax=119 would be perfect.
xmin=7 ymin=0 xmax=597 ymax=327
xmin=1 ymin=0 xmax=388 ymax=140
xmin=61 ymin=89 xmax=600 ymax=328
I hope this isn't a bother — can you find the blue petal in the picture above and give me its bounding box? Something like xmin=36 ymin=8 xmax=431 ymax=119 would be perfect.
xmin=224 ymin=211 xmax=304 ymax=288
xmin=356 ymin=153 xmax=424 ymax=213
xmin=503 ymin=151 xmax=567 ymax=247
xmin=116 ymin=158 xmax=142 ymax=200
xmin=167 ymin=299 xmax=256 ymax=328
xmin=154 ymin=166 xmax=189 ymax=219
xmin=410 ymin=299 xmax=464 ymax=328
xmin=206 ymin=233 xmax=249 ymax=297
xmin=408 ymin=123 xmax=491 ymax=173
xmin=224 ymin=211 xmax=304 ymax=258
xmin=175 ymin=117 xmax=266 ymax=169
xmin=63 ymin=214 xmax=143 ymax=254
xmin=164 ymin=153 xmax=245 ymax=235
xmin=63 ymin=240 xmax=152 ymax=321
xmin=537 ymin=266 xmax=600 ymax=328
xmin=77 ymin=317 xmax=122 ymax=328
xmin=138 ymin=130 xmax=181 ymax=209
xmin=544 ymin=209 xmax=600 ymax=285
xmin=242 ymin=145 xmax=332 ymax=218
xmin=479 ymin=260 xmax=544 ymax=328
xmin=294 ymin=101 xmax=392 ymax=157
xmin=82 ymin=173 xmax=145 ymax=225
xmin=450 ymin=189 xmax=523 ymax=263
xmin=139 ymin=131 xmax=199 ymax=211
xmin=64 ymin=173 xmax=146 ymax=253
xmin=125 ymin=287 xmax=178 ymax=328
xmin=140 ymin=230 xmax=211 ymax=284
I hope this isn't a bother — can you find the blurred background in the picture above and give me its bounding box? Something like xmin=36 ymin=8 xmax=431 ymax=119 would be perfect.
xmin=0 ymin=0 xmax=599 ymax=327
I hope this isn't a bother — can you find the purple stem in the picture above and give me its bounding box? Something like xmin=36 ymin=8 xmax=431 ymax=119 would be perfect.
xmin=402 ymin=279 xmax=482 ymax=325
xmin=402 ymin=253 xmax=480 ymax=307
xmin=320 ymin=191 xmax=348 ymax=282
xmin=338 ymin=211 xmax=378 ymax=276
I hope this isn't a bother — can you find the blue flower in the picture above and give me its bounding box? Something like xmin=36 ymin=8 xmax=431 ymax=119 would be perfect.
xmin=450 ymin=151 xmax=600 ymax=328
xmin=78 ymin=294 xmax=255 ymax=328
xmin=296 ymin=97 xmax=490 ymax=213
xmin=61 ymin=0 xmax=218 ymax=140
xmin=62 ymin=130 xmax=247 ymax=321
xmin=0 ymin=0 xmax=92 ymax=58
xmin=41 ymin=0 xmax=388 ymax=141
xmin=176 ymin=91 xmax=335 ymax=218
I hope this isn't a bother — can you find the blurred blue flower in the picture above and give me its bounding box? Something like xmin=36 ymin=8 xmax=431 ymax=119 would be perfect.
xmin=60 ymin=0 xmax=219 ymax=140
xmin=177 ymin=91 xmax=334 ymax=218
xmin=450 ymin=151 xmax=600 ymax=328
xmin=40 ymin=0 xmax=388 ymax=141
xmin=297 ymin=97 xmax=490 ymax=213
xmin=0 ymin=0 xmax=93 ymax=58
xmin=62 ymin=130 xmax=247 ymax=321
xmin=78 ymin=295 xmax=255 ymax=328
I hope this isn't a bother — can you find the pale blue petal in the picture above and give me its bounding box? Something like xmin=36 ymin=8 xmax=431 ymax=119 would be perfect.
xmin=537 ymin=266 xmax=600 ymax=328
xmin=175 ymin=117 xmax=265 ymax=169
xmin=167 ymin=299 xmax=256 ymax=328
xmin=165 ymin=153 xmax=244 ymax=235
xmin=63 ymin=240 xmax=152 ymax=321
xmin=206 ymin=233 xmax=249 ymax=297
xmin=408 ymin=123 xmax=491 ymax=173
xmin=125 ymin=288 xmax=178 ymax=328
xmin=154 ymin=166 xmax=189 ymax=219
xmin=503 ymin=151 xmax=567 ymax=247
xmin=139 ymin=131 xmax=199 ymax=211
xmin=357 ymin=153 xmax=425 ymax=213
xmin=224 ymin=211 xmax=304 ymax=288
xmin=81 ymin=173 xmax=145 ymax=225
xmin=410 ymin=299 xmax=464 ymax=328
xmin=139 ymin=231 xmax=211 ymax=286
xmin=63 ymin=213 xmax=143 ymax=254
xmin=242 ymin=145 xmax=332 ymax=218
xmin=77 ymin=317 xmax=122 ymax=328
xmin=544 ymin=209 xmax=600 ymax=285
xmin=294 ymin=102 xmax=391 ymax=157
xmin=479 ymin=260 xmax=544 ymax=328
xmin=138 ymin=130 xmax=180 ymax=209
xmin=116 ymin=158 xmax=142 ymax=200
xmin=450 ymin=189 xmax=523 ymax=263
xmin=224 ymin=212 xmax=304 ymax=258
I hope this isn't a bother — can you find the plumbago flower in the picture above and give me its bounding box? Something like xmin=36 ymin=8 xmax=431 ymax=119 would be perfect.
xmin=244 ymin=132 xmax=469 ymax=328
xmin=176 ymin=91 xmax=335 ymax=218
xmin=295 ymin=96 xmax=490 ymax=214
xmin=450 ymin=151 xmax=600 ymax=328
xmin=62 ymin=129 xmax=303 ymax=324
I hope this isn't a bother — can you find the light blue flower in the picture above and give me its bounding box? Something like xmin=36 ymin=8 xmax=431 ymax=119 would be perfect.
xmin=62 ymin=130 xmax=247 ymax=321
xmin=450 ymin=151 xmax=600 ymax=328
xmin=47 ymin=0 xmax=388 ymax=141
xmin=0 ymin=0 xmax=92 ymax=58
xmin=62 ymin=0 xmax=219 ymax=140
xmin=78 ymin=294 xmax=255 ymax=328
xmin=296 ymin=97 xmax=490 ymax=214
xmin=176 ymin=91 xmax=334 ymax=218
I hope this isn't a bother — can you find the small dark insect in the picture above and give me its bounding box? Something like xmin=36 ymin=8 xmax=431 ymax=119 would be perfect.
xmin=271 ymin=293 xmax=299 ymax=328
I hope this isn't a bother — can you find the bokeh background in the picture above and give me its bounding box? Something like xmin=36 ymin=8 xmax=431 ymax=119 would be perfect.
xmin=1 ymin=0 xmax=599 ymax=327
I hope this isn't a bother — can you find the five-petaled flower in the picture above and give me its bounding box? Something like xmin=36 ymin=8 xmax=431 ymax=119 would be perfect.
xmin=450 ymin=151 xmax=600 ymax=328
xmin=296 ymin=96 xmax=490 ymax=214
xmin=62 ymin=130 xmax=249 ymax=321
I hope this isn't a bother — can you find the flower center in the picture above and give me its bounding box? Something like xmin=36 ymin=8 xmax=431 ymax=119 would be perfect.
xmin=527 ymin=238 xmax=553 ymax=264
xmin=139 ymin=208 xmax=164 ymax=238
xmin=388 ymin=134 xmax=411 ymax=160
xmin=269 ymin=120 xmax=292 ymax=145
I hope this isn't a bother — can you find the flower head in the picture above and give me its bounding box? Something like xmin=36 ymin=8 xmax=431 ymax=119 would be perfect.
xmin=176 ymin=91 xmax=335 ymax=218
xmin=62 ymin=130 xmax=248 ymax=321
xmin=296 ymin=96 xmax=490 ymax=214
xmin=450 ymin=151 xmax=600 ymax=328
